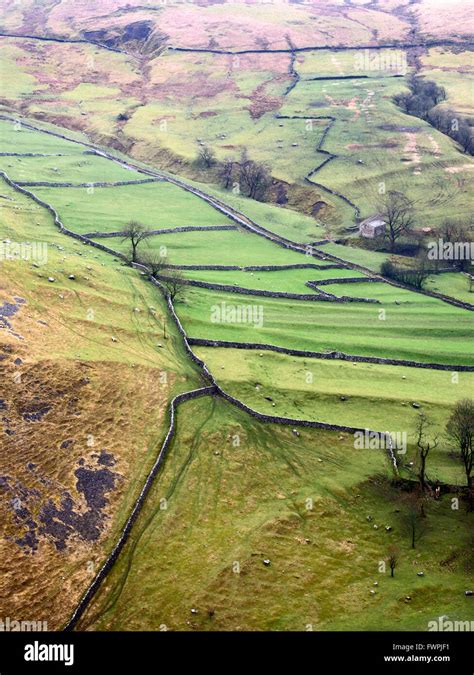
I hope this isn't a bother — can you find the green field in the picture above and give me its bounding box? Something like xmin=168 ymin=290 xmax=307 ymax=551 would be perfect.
xmin=421 ymin=47 xmax=474 ymax=117
xmin=0 ymin=118 xmax=85 ymax=154
xmin=0 ymin=152 xmax=143 ymax=184
xmin=33 ymin=182 xmax=232 ymax=234
xmin=425 ymin=272 xmax=474 ymax=304
xmin=182 ymin=265 xmax=365 ymax=292
xmin=196 ymin=346 xmax=472 ymax=441
xmin=315 ymin=280 xmax=432 ymax=302
xmin=97 ymin=227 xmax=309 ymax=266
xmin=74 ymin=397 xmax=473 ymax=632
xmin=179 ymin=287 xmax=474 ymax=366
xmin=316 ymin=242 xmax=394 ymax=271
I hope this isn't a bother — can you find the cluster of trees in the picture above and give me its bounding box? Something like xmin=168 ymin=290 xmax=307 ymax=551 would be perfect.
xmin=381 ymin=258 xmax=430 ymax=289
xmin=196 ymin=145 xmax=272 ymax=202
xmin=122 ymin=221 xmax=185 ymax=302
xmin=374 ymin=190 xmax=431 ymax=289
xmin=237 ymin=150 xmax=272 ymax=200
xmin=394 ymin=75 xmax=473 ymax=155
xmin=436 ymin=219 xmax=474 ymax=272
xmin=386 ymin=398 xmax=473 ymax=577
xmin=428 ymin=107 xmax=474 ymax=155
xmin=374 ymin=192 xmax=472 ymax=288
xmin=394 ymin=75 xmax=447 ymax=119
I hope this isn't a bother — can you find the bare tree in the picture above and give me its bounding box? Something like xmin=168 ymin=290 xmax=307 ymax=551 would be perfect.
xmin=162 ymin=270 xmax=185 ymax=303
xmin=139 ymin=249 xmax=169 ymax=277
xmin=197 ymin=144 xmax=215 ymax=169
xmin=122 ymin=220 xmax=150 ymax=263
xmin=401 ymin=494 xmax=426 ymax=549
xmin=219 ymin=157 xmax=234 ymax=190
xmin=414 ymin=414 xmax=438 ymax=493
xmin=409 ymin=254 xmax=431 ymax=290
xmin=379 ymin=191 xmax=415 ymax=251
xmin=446 ymin=399 xmax=474 ymax=495
xmin=239 ymin=149 xmax=271 ymax=201
xmin=438 ymin=219 xmax=474 ymax=271
xmin=439 ymin=218 xmax=470 ymax=244
xmin=387 ymin=547 xmax=399 ymax=578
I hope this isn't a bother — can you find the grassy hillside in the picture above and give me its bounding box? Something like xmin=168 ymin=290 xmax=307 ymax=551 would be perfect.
xmin=178 ymin=287 xmax=474 ymax=365
xmin=0 ymin=111 xmax=471 ymax=634
xmin=0 ymin=170 xmax=201 ymax=629
xmin=195 ymin=346 xmax=472 ymax=444
xmin=75 ymin=397 xmax=473 ymax=632
xmin=1 ymin=12 xmax=472 ymax=234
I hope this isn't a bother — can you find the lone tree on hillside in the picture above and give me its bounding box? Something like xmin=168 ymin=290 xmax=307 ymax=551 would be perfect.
xmin=446 ymin=399 xmax=474 ymax=497
xmin=139 ymin=249 xmax=169 ymax=278
xmin=122 ymin=220 xmax=150 ymax=263
xmin=161 ymin=269 xmax=185 ymax=303
xmin=401 ymin=494 xmax=427 ymax=549
xmin=410 ymin=254 xmax=431 ymax=290
xmin=386 ymin=547 xmax=399 ymax=578
xmin=196 ymin=144 xmax=215 ymax=169
xmin=378 ymin=190 xmax=415 ymax=251
xmin=414 ymin=414 xmax=438 ymax=493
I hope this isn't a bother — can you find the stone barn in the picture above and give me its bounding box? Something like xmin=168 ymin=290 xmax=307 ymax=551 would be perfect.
xmin=359 ymin=216 xmax=386 ymax=239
